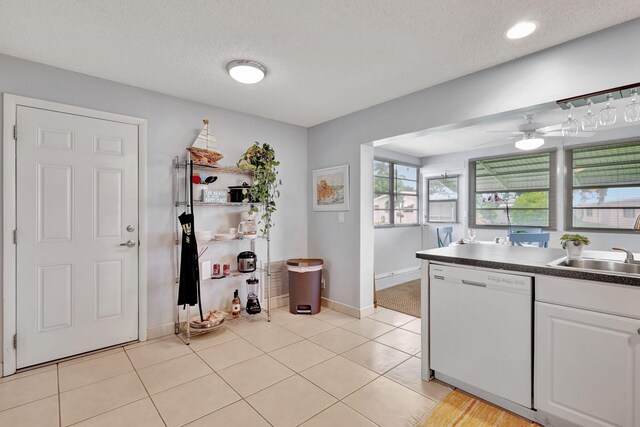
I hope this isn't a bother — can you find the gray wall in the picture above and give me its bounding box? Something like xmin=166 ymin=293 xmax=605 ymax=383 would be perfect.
xmin=308 ymin=18 xmax=640 ymax=310
xmin=0 ymin=54 xmax=308 ymax=357
xmin=373 ymin=147 xmax=421 ymax=277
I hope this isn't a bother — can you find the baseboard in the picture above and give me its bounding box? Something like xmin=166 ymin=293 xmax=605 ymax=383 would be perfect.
xmin=321 ymin=297 xmax=373 ymax=319
xmin=359 ymin=304 xmax=376 ymax=318
xmin=267 ymin=294 xmax=289 ymax=310
xmin=147 ymin=295 xmax=289 ymax=341
xmin=147 ymin=323 xmax=175 ymax=340
xmin=375 ymin=267 xmax=421 ymax=291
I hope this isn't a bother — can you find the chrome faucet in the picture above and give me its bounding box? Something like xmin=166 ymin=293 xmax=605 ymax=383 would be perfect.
xmin=612 ymin=247 xmax=640 ymax=264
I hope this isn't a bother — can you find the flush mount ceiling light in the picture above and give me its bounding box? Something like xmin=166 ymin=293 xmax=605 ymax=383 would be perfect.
xmin=226 ymin=60 xmax=267 ymax=84
xmin=515 ymin=134 xmax=544 ymax=151
xmin=505 ymin=21 xmax=537 ymax=40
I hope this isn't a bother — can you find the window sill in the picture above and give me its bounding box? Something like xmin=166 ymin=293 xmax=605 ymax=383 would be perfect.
xmin=374 ymin=224 xmax=421 ymax=229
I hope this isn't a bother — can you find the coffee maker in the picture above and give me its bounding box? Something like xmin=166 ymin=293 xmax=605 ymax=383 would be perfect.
xmin=238 ymin=211 xmax=258 ymax=239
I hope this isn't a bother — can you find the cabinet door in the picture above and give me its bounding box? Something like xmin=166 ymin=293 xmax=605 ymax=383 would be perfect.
xmin=535 ymin=302 xmax=640 ymax=427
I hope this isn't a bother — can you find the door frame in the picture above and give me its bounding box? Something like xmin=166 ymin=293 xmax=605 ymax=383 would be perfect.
xmin=2 ymin=94 xmax=148 ymax=375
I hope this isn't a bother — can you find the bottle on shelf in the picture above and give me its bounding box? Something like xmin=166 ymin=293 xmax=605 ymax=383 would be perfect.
xmin=231 ymin=289 xmax=241 ymax=318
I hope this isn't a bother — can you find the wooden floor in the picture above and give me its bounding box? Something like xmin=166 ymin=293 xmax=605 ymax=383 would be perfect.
xmin=420 ymin=390 xmax=540 ymax=427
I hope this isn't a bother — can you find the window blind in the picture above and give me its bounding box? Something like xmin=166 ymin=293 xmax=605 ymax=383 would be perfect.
xmin=566 ymin=141 xmax=640 ymax=230
xmin=469 ymin=151 xmax=557 ymax=229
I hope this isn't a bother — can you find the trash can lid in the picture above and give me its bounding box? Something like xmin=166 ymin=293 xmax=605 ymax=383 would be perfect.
xmin=287 ymin=258 xmax=323 ymax=267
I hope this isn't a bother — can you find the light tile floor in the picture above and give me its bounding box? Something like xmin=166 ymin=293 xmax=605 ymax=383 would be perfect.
xmin=0 ymin=307 xmax=454 ymax=427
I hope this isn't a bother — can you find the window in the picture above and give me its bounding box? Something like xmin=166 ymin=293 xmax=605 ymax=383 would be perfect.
xmin=374 ymin=159 xmax=419 ymax=226
xmin=427 ymin=176 xmax=458 ymax=222
xmin=469 ymin=151 xmax=556 ymax=228
xmin=566 ymin=141 xmax=640 ymax=231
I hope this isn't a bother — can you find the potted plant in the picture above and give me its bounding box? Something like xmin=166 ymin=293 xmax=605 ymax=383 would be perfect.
xmin=237 ymin=142 xmax=281 ymax=235
xmin=560 ymin=234 xmax=590 ymax=260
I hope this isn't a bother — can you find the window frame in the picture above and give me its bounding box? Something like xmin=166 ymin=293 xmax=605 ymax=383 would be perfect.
xmin=373 ymin=158 xmax=420 ymax=228
xmin=468 ymin=150 xmax=557 ymax=230
xmin=426 ymin=175 xmax=459 ymax=223
xmin=565 ymin=139 xmax=640 ymax=233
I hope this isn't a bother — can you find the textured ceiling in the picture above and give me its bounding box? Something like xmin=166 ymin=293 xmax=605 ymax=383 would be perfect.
xmin=378 ymin=96 xmax=640 ymax=157
xmin=1 ymin=1 xmax=640 ymax=127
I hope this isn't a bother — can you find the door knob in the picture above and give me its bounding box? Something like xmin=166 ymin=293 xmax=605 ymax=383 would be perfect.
xmin=120 ymin=240 xmax=136 ymax=248
xmin=126 ymin=225 xmax=135 ymax=232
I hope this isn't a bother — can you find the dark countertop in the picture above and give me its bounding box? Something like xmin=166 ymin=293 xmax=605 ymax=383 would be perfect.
xmin=416 ymin=245 xmax=640 ymax=287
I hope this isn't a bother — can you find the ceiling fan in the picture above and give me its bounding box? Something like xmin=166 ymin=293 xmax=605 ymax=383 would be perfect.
xmin=486 ymin=113 xmax=594 ymax=150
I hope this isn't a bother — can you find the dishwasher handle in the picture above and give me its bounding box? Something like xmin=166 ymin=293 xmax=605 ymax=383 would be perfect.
xmin=461 ymin=279 xmax=487 ymax=288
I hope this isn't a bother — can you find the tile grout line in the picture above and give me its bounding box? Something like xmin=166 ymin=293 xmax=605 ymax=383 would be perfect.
xmin=65 ymin=397 xmax=150 ymax=427
xmin=58 ymin=371 xmax=151 ymax=426
xmin=188 ymin=343 xmax=277 ymax=426
xmin=123 ymin=347 xmax=168 ymax=427
xmin=0 ymin=392 xmax=60 ymax=415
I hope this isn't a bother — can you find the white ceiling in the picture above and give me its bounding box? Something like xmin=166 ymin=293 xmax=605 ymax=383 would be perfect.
xmin=377 ymin=97 xmax=640 ymax=158
xmin=1 ymin=1 xmax=640 ymax=127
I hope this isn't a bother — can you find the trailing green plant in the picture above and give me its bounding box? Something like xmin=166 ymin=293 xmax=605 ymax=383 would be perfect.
xmin=559 ymin=233 xmax=590 ymax=249
xmin=237 ymin=142 xmax=281 ymax=237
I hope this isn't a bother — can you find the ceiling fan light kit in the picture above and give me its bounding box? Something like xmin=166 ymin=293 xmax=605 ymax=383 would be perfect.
xmin=226 ymin=60 xmax=267 ymax=84
xmin=515 ymin=135 xmax=545 ymax=151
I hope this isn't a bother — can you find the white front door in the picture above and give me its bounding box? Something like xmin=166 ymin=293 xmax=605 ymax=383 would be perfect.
xmin=15 ymin=105 xmax=139 ymax=368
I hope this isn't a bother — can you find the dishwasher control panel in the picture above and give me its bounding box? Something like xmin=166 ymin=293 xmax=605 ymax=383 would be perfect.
xmin=430 ymin=264 xmax=532 ymax=294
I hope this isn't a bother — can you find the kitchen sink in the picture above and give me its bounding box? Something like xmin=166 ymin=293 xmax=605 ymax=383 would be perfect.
xmin=547 ymin=257 xmax=640 ymax=275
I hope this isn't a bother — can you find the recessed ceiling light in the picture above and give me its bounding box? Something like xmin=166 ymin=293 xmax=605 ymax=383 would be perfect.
xmin=226 ymin=60 xmax=267 ymax=84
xmin=505 ymin=21 xmax=537 ymax=40
xmin=515 ymin=136 xmax=544 ymax=150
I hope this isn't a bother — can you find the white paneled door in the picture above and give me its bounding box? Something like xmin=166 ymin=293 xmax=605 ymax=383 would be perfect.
xmin=16 ymin=106 xmax=139 ymax=368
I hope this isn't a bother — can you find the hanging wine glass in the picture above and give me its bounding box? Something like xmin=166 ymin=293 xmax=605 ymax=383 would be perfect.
xmin=624 ymin=88 xmax=640 ymax=122
xmin=561 ymin=103 xmax=579 ymax=136
xmin=598 ymin=93 xmax=617 ymax=126
xmin=581 ymin=98 xmax=598 ymax=131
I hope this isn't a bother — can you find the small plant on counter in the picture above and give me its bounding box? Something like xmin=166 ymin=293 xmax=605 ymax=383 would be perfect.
xmin=560 ymin=233 xmax=590 ymax=260
xmin=559 ymin=234 xmax=591 ymax=248
xmin=237 ymin=142 xmax=281 ymax=236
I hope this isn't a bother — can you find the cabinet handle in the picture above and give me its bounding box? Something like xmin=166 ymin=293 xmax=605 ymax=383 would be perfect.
xmin=461 ymin=279 xmax=487 ymax=288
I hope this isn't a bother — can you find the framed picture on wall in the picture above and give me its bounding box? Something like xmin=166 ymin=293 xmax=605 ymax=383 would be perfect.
xmin=313 ymin=164 xmax=350 ymax=211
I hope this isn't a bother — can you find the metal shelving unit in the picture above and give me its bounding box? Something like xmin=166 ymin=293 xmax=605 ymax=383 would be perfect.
xmin=173 ymin=154 xmax=271 ymax=345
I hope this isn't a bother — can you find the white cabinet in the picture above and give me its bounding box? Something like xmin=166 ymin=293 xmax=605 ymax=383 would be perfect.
xmin=535 ymin=301 xmax=640 ymax=427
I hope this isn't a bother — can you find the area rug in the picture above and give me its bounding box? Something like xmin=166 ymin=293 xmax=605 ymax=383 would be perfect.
xmin=376 ymin=279 xmax=420 ymax=317
xmin=414 ymin=390 xmax=540 ymax=427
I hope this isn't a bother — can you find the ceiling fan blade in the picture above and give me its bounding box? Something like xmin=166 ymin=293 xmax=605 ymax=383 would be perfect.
xmin=474 ymin=136 xmax=518 ymax=147
xmin=537 ymin=124 xmax=562 ymax=133
xmin=486 ymin=130 xmax=524 ymax=134
xmin=543 ymin=131 xmax=596 ymax=138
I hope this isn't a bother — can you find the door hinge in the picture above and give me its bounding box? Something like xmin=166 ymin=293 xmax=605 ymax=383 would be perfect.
xmin=13 ymin=125 xmax=17 ymax=141
xmin=13 ymin=229 xmax=17 ymax=244
xmin=13 ymin=334 xmax=17 ymax=349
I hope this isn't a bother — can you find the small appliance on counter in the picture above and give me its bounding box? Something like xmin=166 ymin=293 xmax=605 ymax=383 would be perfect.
xmin=238 ymin=211 xmax=258 ymax=239
xmin=237 ymin=251 xmax=257 ymax=273
xmin=245 ymin=277 xmax=261 ymax=315
xmin=228 ymin=182 xmax=254 ymax=203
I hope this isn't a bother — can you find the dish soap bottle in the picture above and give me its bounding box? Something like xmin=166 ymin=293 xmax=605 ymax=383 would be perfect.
xmin=231 ymin=289 xmax=241 ymax=318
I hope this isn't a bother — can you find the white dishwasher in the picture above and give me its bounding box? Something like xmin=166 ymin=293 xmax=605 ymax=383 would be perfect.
xmin=430 ymin=263 xmax=532 ymax=408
